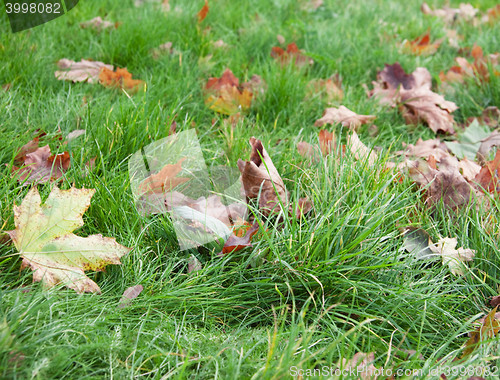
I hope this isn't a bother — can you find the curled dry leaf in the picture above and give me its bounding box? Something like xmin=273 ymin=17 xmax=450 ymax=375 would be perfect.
xmin=237 ymin=137 xmax=288 ymax=216
xmin=429 ymin=237 xmax=475 ymax=275
xmin=221 ymin=222 xmax=259 ymax=254
xmin=478 ymin=131 xmax=500 ymax=161
xmin=204 ymin=69 xmax=255 ymax=115
xmin=347 ymin=132 xmax=377 ymax=166
xmin=118 ymin=284 xmax=144 ymax=308
xmin=463 ymin=306 xmax=500 ymax=357
xmin=80 ymin=16 xmax=118 ymax=32
xmin=55 ymin=59 xmax=113 ymax=84
xmin=475 ymin=150 xmax=500 ymax=194
xmin=6 ymin=187 xmax=131 ymax=293
xmin=12 ymin=145 xmax=70 ymax=184
xmin=99 ymin=67 xmax=145 ymax=93
xmin=315 ymin=106 xmax=375 ymax=130
xmin=271 ymin=42 xmax=313 ymax=68
xmin=403 ymin=31 xmax=442 ymax=56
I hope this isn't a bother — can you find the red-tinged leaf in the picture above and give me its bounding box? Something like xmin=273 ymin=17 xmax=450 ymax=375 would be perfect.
xmin=270 ymin=42 xmax=313 ymax=67
xmin=319 ymin=129 xmax=335 ymax=156
xmin=475 ymin=150 xmax=500 ymax=193
xmin=222 ymin=222 xmax=259 ymax=254
xmin=197 ymin=0 xmax=209 ymax=23
xmin=463 ymin=306 xmax=500 ymax=357
xmin=99 ymin=67 xmax=145 ymax=93
xmin=403 ymin=31 xmax=442 ymax=56
xmin=118 ymin=285 xmax=144 ymax=308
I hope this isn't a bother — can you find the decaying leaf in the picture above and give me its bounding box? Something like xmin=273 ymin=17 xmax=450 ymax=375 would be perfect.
xmin=398 ymin=138 xmax=450 ymax=161
xmin=369 ymin=63 xmax=457 ymax=134
xmin=297 ymin=141 xmax=319 ymax=160
xmin=80 ymin=16 xmax=118 ymax=32
xmin=271 ymin=42 xmax=313 ymax=68
xmin=118 ymin=285 xmax=144 ymax=308
xmin=99 ymin=67 xmax=145 ymax=93
xmin=319 ymin=129 xmax=335 ymax=156
xmin=221 ymin=222 xmax=259 ymax=254
xmin=347 ymin=131 xmax=377 ymax=166
xmin=444 ymin=120 xmax=491 ymax=160
xmin=307 ymin=75 xmax=343 ymax=103
xmin=204 ymin=69 xmax=255 ymax=115
xmin=197 ymin=0 xmax=209 ymax=23
xmin=403 ymin=31 xmax=442 ymax=55
xmin=429 ymin=236 xmax=475 ymax=275
xmin=12 ymin=145 xmax=70 ymax=184
xmin=421 ymin=2 xmax=478 ymax=24
xmin=478 ymin=131 xmax=500 ymax=162
xmin=6 ymin=187 xmax=131 ymax=293
xmin=463 ymin=306 xmax=500 ymax=357
xmin=138 ymin=158 xmax=191 ymax=195
xmin=315 ymin=106 xmax=375 ymax=130
xmin=237 ymin=137 xmax=288 ymax=216
xmin=341 ymin=352 xmax=381 ymax=380
xmin=475 ymin=150 xmax=500 ymax=194
xmin=55 ymin=59 xmax=113 ymax=84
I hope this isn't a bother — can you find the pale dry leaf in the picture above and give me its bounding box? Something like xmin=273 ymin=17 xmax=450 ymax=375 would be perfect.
xmin=347 ymin=131 xmax=377 ymax=166
xmin=315 ymin=106 xmax=375 ymax=130
xmin=55 ymin=59 xmax=113 ymax=84
xmin=341 ymin=352 xmax=380 ymax=380
xmin=6 ymin=187 xmax=131 ymax=293
xmin=429 ymin=237 xmax=475 ymax=275
xmin=80 ymin=16 xmax=117 ymax=32
xmin=118 ymin=284 xmax=144 ymax=308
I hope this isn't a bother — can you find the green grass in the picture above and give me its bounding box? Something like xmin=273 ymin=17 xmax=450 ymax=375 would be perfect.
xmin=1 ymin=0 xmax=500 ymax=378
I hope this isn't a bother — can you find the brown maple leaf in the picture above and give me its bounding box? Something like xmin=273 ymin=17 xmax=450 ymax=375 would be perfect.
xmin=197 ymin=0 xmax=209 ymax=23
xmin=221 ymin=222 xmax=259 ymax=254
xmin=475 ymin=150 xmax=500 ymax=194
xmin=237 ymin=137 xmax=288 ymax=216
xmin=138 ymin=158 xmax=191 ymax=195
xmin=307 ymin=74 xmax=343 ymax=103
xmin=398 ymin=138 xmax=450 ymax=161
xmin=204 ymin=69 xmax=255 ymax=115
xmin=12 ymin=145 xmax=70 ymax=184
xmin=99 ymin=67 xmax=145 ymax=93
xmin=315 ymin=106 xmax=375 ymax=130
xmin=80 ymin=16 xmax=118 ymax=32
xmin=403 ymin=31 xmax=442 ymax=56
xmin=463 ymin=307 xmax=500 ymax=357
xmin=55 ymin=59 xmax=113 ymax=84
xmin=271 ymin=42 xmax=313 ymax=68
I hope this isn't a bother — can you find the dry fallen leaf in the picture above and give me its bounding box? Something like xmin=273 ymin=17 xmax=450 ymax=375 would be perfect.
xmin=341 ymin=352 xmax=381 ymax=380
xmin=347 ymin=131 xmax=377 ymax=166
xmin=307 ymin=75 xmax=343 ymax=103
xmin=475 ymin=150 xmax=500 ymax=194
xmin=421 ymin=2 xmax=478 ymax=24
xmin=204 ymin=69 xmax=255 ymax=115
xmin=463 ymin=306 xmax=500 ymax=357
xmin=80 ymin=16 xmax=118 ymax=32
xmin=403 ymin=31 xmax=442 ymax=56
xmin=444 ymin=120 xmax=491 ymax=160
xmin=315 ymin=106 xmax=375 ymax=130
xmin=12 ymin=145 xmax=70 ymax=184
xmin=221 ymin=222 xmax=259 ymax=254
xmin=118 ymin=284 xmax=144 ymax=308
xmin=398 ymin=138 xmax=450 ymax=161
xmin=197 ymin=0 xmax=209 ymax=23
xmin=429 ymin=236 xmax=475 ymax=275
xmin=6 ymin=187 xmax=131 ymax=293
xmin=55 ymin=59 xmax=113 ymax=84
xmin=271 ymin=42 xmax=313 ymax=68
xmin=237 ymin=137 xmax=288 ymax=216
xmin=138 ymin=158 xmax=191 ymax=195
xmin=99 ymin=67 xmax=145 ymax=93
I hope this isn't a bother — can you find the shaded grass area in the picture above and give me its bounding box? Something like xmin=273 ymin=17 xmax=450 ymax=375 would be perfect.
xmin=1 ymin=0 xmax=500 ymax=378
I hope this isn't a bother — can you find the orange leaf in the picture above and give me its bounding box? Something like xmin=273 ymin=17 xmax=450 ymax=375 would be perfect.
xmin=270 ymin=42 xmax=313 ymax=67
xmin=475 ymin=150 xmax=500 ymax=194
xmin=99 ymin=67 xmax=145 ymax=93
xmin=403 ymin=31 xmax=442 ymax=56
xmin=204 ymin=69 xmax=254 ymax=115
xmin=138 ymin=158 xmax=191 ymax=195
xmin=197 ymin=0 xmax=209 ymax=23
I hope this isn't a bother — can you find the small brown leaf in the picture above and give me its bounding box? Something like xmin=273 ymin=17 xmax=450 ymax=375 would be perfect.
xmin=138 ymin=158 xmax=191 ymax=195
xmin=347 ymin=132 xmax=377 ymax=166
xmin=315 ymin=106 xmax=375 ymax=130
xmin=204 ymin=69 xmax=254 ymax=115
xmin=403 ymin=31 xmax=442 ymax=56
xmin=55 ymin=59 xmax=113 ymax=84
xmin=12 ymin=145 xmax=70 ymax=184
xmin=319 ymin=129 xmax=335 ymax=156
xmin=118 ymin=285 xmax=144 ymax=308
xmin=307 ymin=75 xmax=343 ymax=103
xmin=80 ymin=16 xmax=118 ymax=32
xmin=222 ymin=222 xmax=259 ymax=254
xmin=270 ymin=42 xmax=313 ymax=67
xmin=475 ymin=150 xmax=500 ymax=193
xmin=463 ymin=306 xmax=500 ymax=357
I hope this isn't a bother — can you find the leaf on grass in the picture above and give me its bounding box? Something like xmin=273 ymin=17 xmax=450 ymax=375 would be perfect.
xmin=444 ymin=120 xmax=491 ymax=160
xmin=315 ymin=106 xmax=375 ymax=130
xmin=6 ymin=187 xmax=131 ymax=293
xmin=463 ymin=306 xmax=500 ymax=357
xmin=341 ymin=352 xmax=381 ymax=380
xmin=221 ymin=222 xmax=259 ymax=254
xmin=403 ymin=31 xmax=442 ymax=56
xmin=297 ymin=141 xmax=319 ymax=160
xmin=55 ymin=59 xmax=113 ymax=84
xmin=319 ymin=129 xmax=335 ymax=156
xmin=197 ymin=0 xmax=209 ymax=23
xmin=204 ymin=69 xmax=256 ymax=115
xmin=99 ymin=67 xmax=145 ymax=93
xmin=429 ymin=237 xmax=475 ymax=275
xmin=402 ymin=227 xmax=436 ymax=261
xmin=80 ymin=16 xmax=118 ymax=32
xmin=478 ymin=132 xmax=500 ymax=161
xmin=369 ymin=63 xmax=457 ymax=134
xmin=347 ymin=131 xmax=377 ymax=166
xmin=475 ymin=150 xmax=500 ymax=194
xmin=271 ymin=42 xmax=313 ymax=68
xmin=237 ymin=137 xmax=288 ymax=216
xmin=188 ymin=255 xmax=202 ymax=273
xmin=11 ymin=145 xmax=70 ymax=184
xmin=398 ymin=138 xmax=450 ymax=161
xmin=421 ymin=2 xmax=478 ymax=24
xmin=118 ymin=285 xmax=143 ymax=308
xmin=307 ymin=75 xmax=343 ymax=103
xmin=66 ymin=129 xmax=86 ymax=141
xmin=138 ymin=158 xmax=191 ymax=195
xmin=482 ymin=4 xmax=500 ymax=24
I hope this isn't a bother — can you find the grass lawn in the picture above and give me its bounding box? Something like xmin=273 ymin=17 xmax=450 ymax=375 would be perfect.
xmin=1 ymin=0 xmax=500 ymax=378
